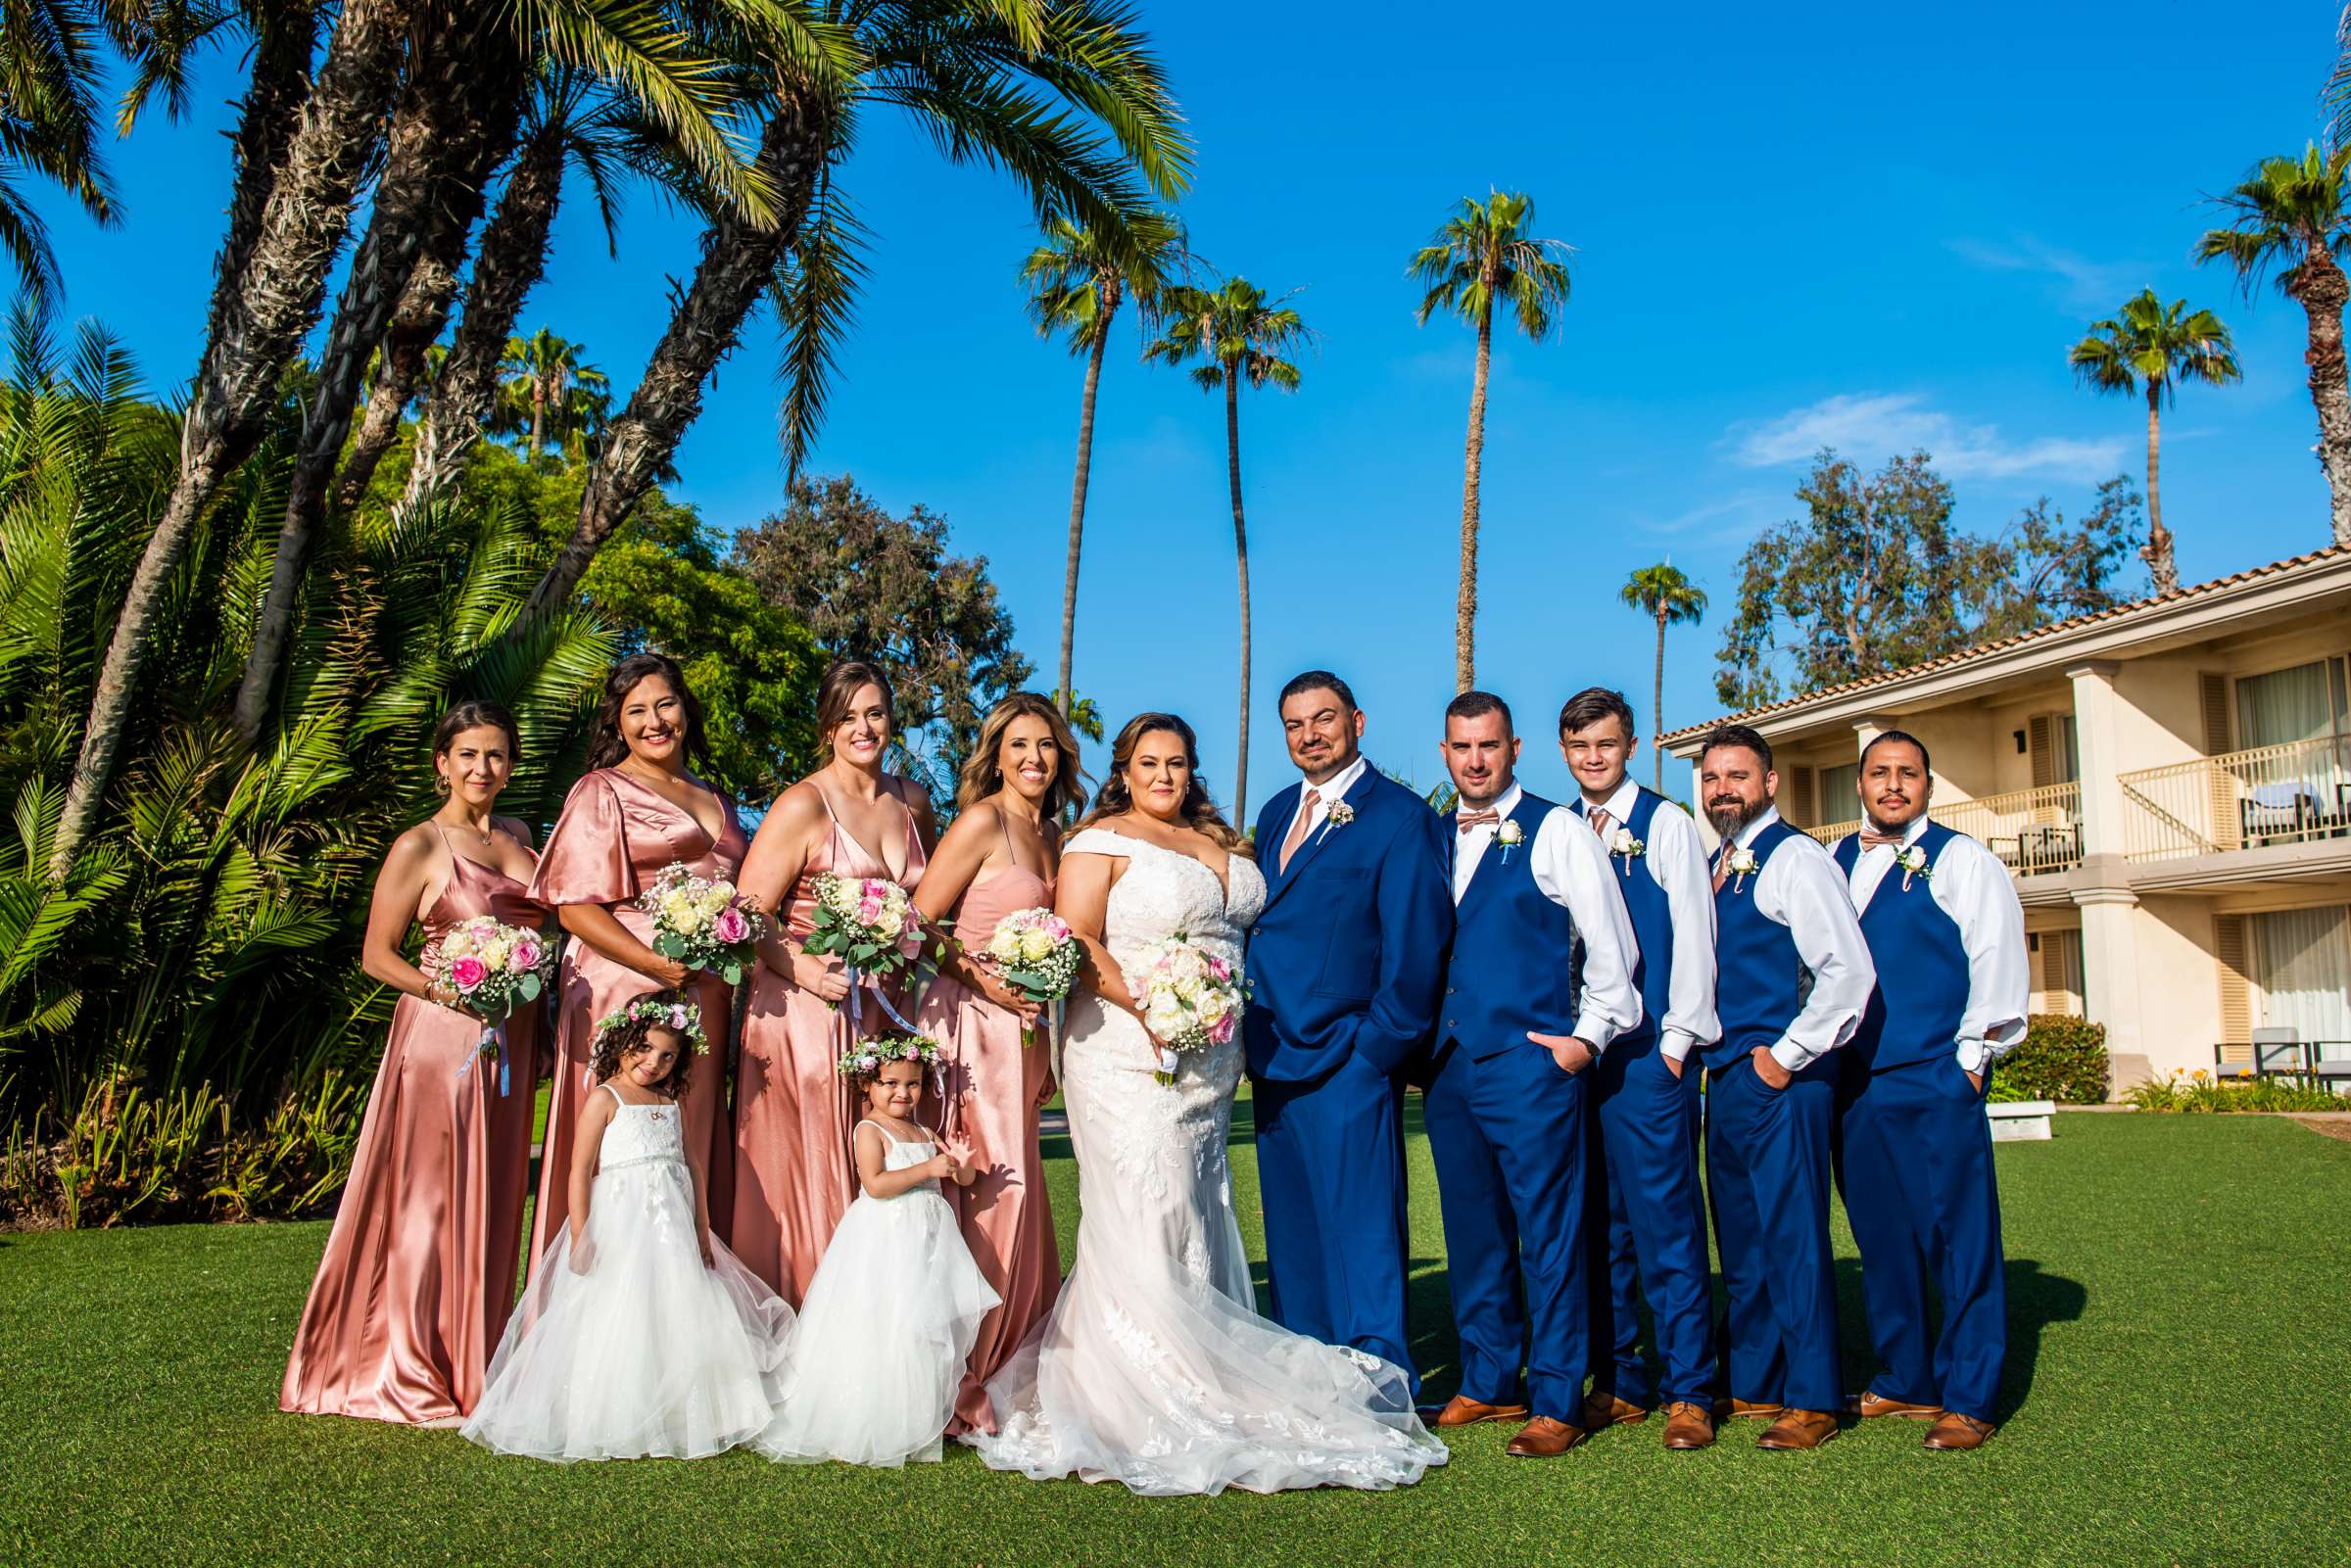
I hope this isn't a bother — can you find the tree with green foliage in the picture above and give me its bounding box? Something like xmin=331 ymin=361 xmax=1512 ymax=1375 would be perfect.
xmin=1144 ymin=278 xmax=1311 ymax=820
xmin=733 ymin=475 xmax=1032 ymax=802
xmin=1410 ymin=191 xmax=1574 ymax=691
xmin=1619 ymin=564 xmax=1705 ymax=790
xmin=2196 ymin=146 xmax=2351 ymax=549
xmin=1980 ymin=476 xmax=2149 ymax=637
xmin=498 ymin=328 xmax=611 ymax=461
xmin=0 ymin=0 xmax=121 ymax=306
xmin=1019 ymin=213 xmax=1185 ymax=718
xmin=2067 ymin=289 xmax=2240 ymax=595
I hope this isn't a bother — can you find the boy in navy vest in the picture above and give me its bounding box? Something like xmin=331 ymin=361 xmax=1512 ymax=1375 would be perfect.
xmin=1831 ymin=730 xmax=2027 ymax=1451
xmin=1421 ymin=691 xmax=1641 ymax=1457
xmin=1557 ymin=689 xmax=1721 ymax=1452
xmin=1697 ymin=724 xmax=1876 ymax=1450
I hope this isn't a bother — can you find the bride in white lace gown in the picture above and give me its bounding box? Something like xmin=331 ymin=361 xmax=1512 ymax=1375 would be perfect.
xmin=966 ymin=714 xmax=1444 ymax=1497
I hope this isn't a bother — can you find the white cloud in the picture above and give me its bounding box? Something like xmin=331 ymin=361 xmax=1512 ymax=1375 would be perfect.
xmin=1946 ymin=235 xmax=2147 ymax=309
xmin=1725 ymin=393 xmax=2126 ymax=483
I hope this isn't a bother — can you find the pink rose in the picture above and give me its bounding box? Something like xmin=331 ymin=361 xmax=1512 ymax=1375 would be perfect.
xmin=1208 ymin=957 xmax=1231 ymax=980
xmin=857 ymin=897 xmax=884 ymax=924
xmin=713 ymin=906 xmax=749 ymax=944
xmin=509 ymin=938 xmax=543 ymax=972
xmin=450 ymin=956 xmax=489 ymax=992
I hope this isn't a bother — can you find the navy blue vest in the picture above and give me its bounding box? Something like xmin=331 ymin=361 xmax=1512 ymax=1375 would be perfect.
xmin=1442 ymin=791 xmax=1583 ymax=1062
xmin=1578 ymin=788 xmax=1671 ymax=1050
xmin=1834 ymin=821 xmax=1971 ymax=1072
xmin=1706 ymin=819 xmax=1809 ymax=1071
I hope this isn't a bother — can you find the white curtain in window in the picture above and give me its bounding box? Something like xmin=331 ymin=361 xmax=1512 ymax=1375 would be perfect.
xmin=2236 ymin=661 xmax=2333 ymax=749
xmin=2251 ymin=905 xmax=2351 ymax=1044
xmin=1819 ymin=763 xmax=1858 ymax=823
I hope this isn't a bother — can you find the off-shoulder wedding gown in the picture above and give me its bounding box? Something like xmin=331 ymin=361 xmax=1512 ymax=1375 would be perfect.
xmin=965 ymin=829 xmax=1445 ymax=1496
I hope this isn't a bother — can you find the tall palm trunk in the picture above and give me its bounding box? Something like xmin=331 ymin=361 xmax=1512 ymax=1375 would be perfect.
xmin=1652 ymin=602 xmax=1667 ymax=793
xmin=233 ymin=39 xmax=522 ymax=746
xmin=331 ymin=261 xmax=451 ymax=517
xmin=1223 ymin=367 xmax=1251 ymax=821
xmin=404 ymin=128 xmax=568 ymax=510
xmin=53 ymin=0 xmax=414 ymax=878
xmin=2291 ymin=239 xmax=2351 ymax=547
xmin=528 ymin=101 xmax=828 ymax=619
xmin=2143 ymin=385 xmax=2178 ymax=595
xmin=1057 ymin=305 xmax=1113 ymax=713
xmin=529 ymin=378 xmax=548 ymax=458
xmin=203 ymin=15 xmax=318 ymax=352
xmin=1455 ymin=311 xmax=1490 ymax=692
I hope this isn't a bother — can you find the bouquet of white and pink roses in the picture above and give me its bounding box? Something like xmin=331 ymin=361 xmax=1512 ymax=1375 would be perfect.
xmin=428 ymin=917 xmax=552 ymax=1095
xmin=802 ymin=874 xmax=935 ymax=991
xmin=984 ymin=906 xmax=1080 ymax=1047
xmin=639 ymin=862 xmax=763 ymax=986
xmin=1125 ymin=934 xmax=1250 ymax=1086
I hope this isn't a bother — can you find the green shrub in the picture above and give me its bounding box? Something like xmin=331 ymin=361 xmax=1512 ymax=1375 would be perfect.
xmin=1990 ymin=1015 xmax=2111 ymax=1104
xmin=2125 ymin=1069 xmax=2348 ymax=1114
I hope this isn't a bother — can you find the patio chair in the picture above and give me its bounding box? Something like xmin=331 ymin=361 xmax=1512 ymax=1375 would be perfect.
xmin=2251 ymin=1026 xmax=2305 ymax=1080
xmin=2308 ymin=1042 xmax=2351 ymax=1098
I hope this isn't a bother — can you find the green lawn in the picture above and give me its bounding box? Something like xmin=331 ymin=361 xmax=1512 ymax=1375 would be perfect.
xmin=5 ymin=1111 xmax=2347 ymax=1566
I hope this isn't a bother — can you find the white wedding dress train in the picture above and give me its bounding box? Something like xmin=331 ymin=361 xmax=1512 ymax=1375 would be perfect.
xmin=966 ymin=830 xmax=1445 ymax=1497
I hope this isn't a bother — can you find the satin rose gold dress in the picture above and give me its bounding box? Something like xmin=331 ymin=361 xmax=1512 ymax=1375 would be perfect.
xmin=731 ymin=779 xmax=925 ymax=1305
xmin=279 ymin=829 xmax=543 ymax=1422
xmin=525 ymin=768 xmax=747 ymax=1274
xmin=915 ymin=819 xmax=1061 ymax=1436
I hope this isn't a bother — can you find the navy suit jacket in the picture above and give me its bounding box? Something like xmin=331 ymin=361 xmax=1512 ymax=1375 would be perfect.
xmin=1244 ymin=763 xmax=1453 ymax=1084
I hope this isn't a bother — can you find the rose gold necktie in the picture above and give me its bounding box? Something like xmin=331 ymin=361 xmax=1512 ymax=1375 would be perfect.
xmin=1712 ymin=846 xmax=1731 ymax=894
xmin=1589 ymin=807 xmax=1611 ymax=839
xmin=1457 ymin=808 xmax=1501 ymax=834
xmin=1279 ymin=787 xmax=1319 ymax=872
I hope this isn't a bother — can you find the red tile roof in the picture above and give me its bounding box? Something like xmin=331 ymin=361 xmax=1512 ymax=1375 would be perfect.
xmin=1658 ymin=544 xmax=2350 ymax=744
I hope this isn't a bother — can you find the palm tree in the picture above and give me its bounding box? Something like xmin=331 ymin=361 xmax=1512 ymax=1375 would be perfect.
xmin=1144 ymin=278 xmax=1311 ymax=821
xmin=1019 ymin=212 xmax=1183 ymax=718
xmin=1619 ymin=563 xmax=1706 ymax=792
xmin=1409 ymin=191 xmax=1573 ymax=692
xmin=2067 ymin=290 xmax=2240 ymax=596
xmin=499 ymin=329 xmax=610 ymax=459
xmin=525 ymin=0 xmax=1192 ymax=620
xmin=0 ymin=0 xmax=122 ymax=306
xmin=2195 ymin=145 xmax=2351 ymax=548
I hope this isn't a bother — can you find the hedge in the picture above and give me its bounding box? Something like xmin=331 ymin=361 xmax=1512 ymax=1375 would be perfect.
xmin=1988 ymin=1015 xmax=2111 ymax=1104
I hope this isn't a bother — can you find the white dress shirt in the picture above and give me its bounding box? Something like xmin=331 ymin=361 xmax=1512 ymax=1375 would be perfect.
xmin=1454 ymin=782 xmax=1645 ymax=1052
xmin=1282 ymin=753 xmax=1368 ymax=850
xmin=1847 ymin=814 xmax=2031 ymax=1074
xmin=1720 ymin=806 xmax=1876 ymax=1071
xmin=1580 ymin=777 xmax=1720 ymax=1064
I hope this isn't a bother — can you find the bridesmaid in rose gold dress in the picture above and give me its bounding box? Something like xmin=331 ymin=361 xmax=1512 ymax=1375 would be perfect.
xmin=281 ymin=702 xmax=545 ymax=1424
xmin=526 ymin=652 xmax=747 ymax=1273
xmin=735 ymin=659 xmax=936 ymax=1303
xmin=913 ymin=691 xmax=1088 ymax=1435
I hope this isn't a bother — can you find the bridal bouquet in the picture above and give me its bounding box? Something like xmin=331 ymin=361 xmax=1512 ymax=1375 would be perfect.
xmin=984 ymin=907 xmax=1080 ymax=1047
xmin=428 ymin=917 xmax=552 ymax=1096
xmin=640 ymin=862 xmax=764 ymax=985
xmin=802 ymin=874 xmax=944 ymax=1025
xmin=1126 ymin=935 xmax=1250 ymax=1085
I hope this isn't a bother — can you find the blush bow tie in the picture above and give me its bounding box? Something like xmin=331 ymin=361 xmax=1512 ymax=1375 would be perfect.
xmin=1858 ymin=830 xmax=1907 ymax=849
xmin=1457 ymin=809 xmax=1502 ymax=833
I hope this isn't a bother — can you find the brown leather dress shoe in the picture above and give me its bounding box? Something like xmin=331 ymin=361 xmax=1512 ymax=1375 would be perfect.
xmin=1420 ymin=1395 xmax=1531 ymax=1428
xmin=1505 ymin=1415 xmax=1590 ymax=1457
xmin=1579 ymin=1392 xmax=1651 ymax=1430
xmin=1850 ymin=1390 xmax=1943 ymax=1421
xmin=1660 ymin=1402 xmax=1715 ymax=1450
xmin=1923 ymin=1412 xmax=1995 ymax=1450
xmin=1713 ymin=1396 xmax=1785 ymax=1421
xmin=1756 ymin=1408 xmax=1840 ymax=1449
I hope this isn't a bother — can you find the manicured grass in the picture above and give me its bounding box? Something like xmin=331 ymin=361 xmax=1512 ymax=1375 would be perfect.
xmin=5 ymin=1112 xmax=2348 ymax=1565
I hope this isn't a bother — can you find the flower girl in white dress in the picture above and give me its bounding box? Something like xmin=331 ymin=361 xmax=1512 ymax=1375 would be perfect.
xmin=461 ymin=995 xmax=792 ymax=1461
xmin=757 ymin=1037 xmax=1000 ymax=1467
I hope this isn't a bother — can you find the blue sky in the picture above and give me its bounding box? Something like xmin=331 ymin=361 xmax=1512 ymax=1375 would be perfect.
xmin=34 ymin=2 xmax=2336 ymax=812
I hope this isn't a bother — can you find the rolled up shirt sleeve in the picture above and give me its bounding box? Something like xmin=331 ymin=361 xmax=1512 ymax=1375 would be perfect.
xmin=1531 ymin=809 xmax=1644 ymax=1054
xmin=1756 ymin=835 xmax=1876 ymax=1072
xmin=1938 ymin=836 xmax=2030 ymax=1074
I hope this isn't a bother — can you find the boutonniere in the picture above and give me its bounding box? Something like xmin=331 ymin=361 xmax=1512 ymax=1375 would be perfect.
xmin=1322 ymin=800 xmax=1355 ymax=835
xmin=1496 ymin=820 xmax=1525 ymax=865
xmin=1897 ymin=843 xmax=1932 ymax=892
xmin=1609 ymin=826 xmax=1646 ymax=876
xmin=1726 ymin=845 xmax=1758 ymax=894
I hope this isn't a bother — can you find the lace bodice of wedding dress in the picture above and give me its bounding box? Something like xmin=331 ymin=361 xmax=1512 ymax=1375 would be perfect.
xmin=965 ymin=828 xmax=1443 ymax=1497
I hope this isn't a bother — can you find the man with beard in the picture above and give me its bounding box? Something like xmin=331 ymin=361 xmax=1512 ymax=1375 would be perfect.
xmin=1830 ymin=730 xmax=2027 ymax=1451
xmin=1696 ymin=724 xmax=1874 ymax=1450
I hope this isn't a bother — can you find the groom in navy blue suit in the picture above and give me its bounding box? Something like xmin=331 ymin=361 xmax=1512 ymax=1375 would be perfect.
xmin=1246 ymin=671 xmax=1452 ymax=1386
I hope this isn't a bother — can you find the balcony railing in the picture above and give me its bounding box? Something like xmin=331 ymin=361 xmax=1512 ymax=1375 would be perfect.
xmin=1941 ymin=783 xmax=2083 ymax=877
xmin=2119 ymin=736 xmax=2351 ymax=863
xmin=1802 ymin=818 xmax=1862 ymax=846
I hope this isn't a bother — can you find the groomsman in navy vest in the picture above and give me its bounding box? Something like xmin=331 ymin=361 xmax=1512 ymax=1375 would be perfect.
xmin=1247 ymin=671 xmax=1452 ymax=1385
xmin=1421 ymin=691 xmax=1642 ymax=1457
xmin=1831 ymin=730 xmax=2027 ymax=1451
xmin=1696 ymin=724 xmax=1876 ymax=1450
xmin=1556 ymin=689 xmax=1721 ymax=1452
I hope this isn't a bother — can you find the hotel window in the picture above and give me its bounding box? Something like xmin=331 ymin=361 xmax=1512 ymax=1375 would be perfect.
xmin=2029 ymin=929 xmax=2084 ymax=1017
xmin=2234 ymin=656 xmax=2348 ymax=751
xmin=1818 ymin=762 xmax=1858 ymax=824
xmin=2027 ymin=713 xmax=2080 ymax=786
xmin=2249 ymin=906 xmax=2351 ymax=1045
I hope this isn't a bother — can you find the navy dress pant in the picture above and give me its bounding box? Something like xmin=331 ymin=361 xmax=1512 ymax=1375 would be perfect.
xmin=1705 ymin=1051 xmax=1843 ymax=1414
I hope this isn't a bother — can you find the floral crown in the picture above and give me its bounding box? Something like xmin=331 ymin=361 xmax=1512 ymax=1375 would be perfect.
xmin=595 ymin=994 xmax=709 ymax=1056
xmin=834 ymin=1034 xmax=941 ymax=1078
